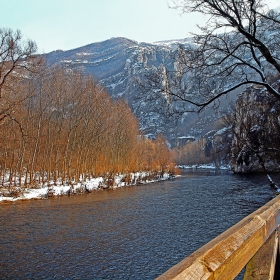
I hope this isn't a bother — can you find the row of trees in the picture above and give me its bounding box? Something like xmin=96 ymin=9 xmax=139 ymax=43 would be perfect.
xmin=171 ymin=130 xmax=231 ymax=167
xmin=171 ymin=139 xmax=213 ymax=166
xmin=0 ymin=64 xmax=175 ymax=188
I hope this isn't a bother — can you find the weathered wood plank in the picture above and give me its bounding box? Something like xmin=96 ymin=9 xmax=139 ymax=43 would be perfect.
xmin=157 ymin=196 xmax=280 ymax=280
xmin=243 ymin=230 xmax=278 ymax=280
xmin=273 ymin=228 xmax=280 ymax=279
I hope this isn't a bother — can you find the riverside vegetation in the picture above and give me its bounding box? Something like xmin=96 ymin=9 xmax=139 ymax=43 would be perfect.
xmin=0 ymin=33 xmax=177 ymax=200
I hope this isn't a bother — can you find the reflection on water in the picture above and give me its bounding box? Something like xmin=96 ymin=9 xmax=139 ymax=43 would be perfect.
xmin=0 ymin=170 xmax=276 ymax=279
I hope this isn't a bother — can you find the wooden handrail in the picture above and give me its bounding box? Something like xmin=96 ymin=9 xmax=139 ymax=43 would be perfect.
xmin=157 ymin=195 xmax=280 ymax=280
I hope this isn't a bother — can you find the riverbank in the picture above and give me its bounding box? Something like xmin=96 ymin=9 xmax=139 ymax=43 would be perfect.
xmin=178 ymin=163 xmax=231 ymax=170
xmin=0 ymin=172 xmax=176 ymax=203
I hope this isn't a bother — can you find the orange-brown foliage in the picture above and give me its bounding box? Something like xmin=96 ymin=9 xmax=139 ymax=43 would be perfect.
xmin=0 ymin=67 xmax=176 ymax=187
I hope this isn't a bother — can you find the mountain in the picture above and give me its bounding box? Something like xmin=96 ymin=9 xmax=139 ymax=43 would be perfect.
xmin=45 ymin=37 xmax=231 ymax=147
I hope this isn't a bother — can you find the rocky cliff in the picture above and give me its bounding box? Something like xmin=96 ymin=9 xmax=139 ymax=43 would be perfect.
xmin=44 ymin=36 xmax=280 ymax=171
xmin=45 ymin=37 xmax=229 ymax=147
xmin=231 ymin=82 xmax=280 ymax=173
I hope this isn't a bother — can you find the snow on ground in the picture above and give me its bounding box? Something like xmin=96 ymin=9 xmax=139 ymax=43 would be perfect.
xmin=23 ymin=187 xmax=49 ymax=199
xmin=178 ymin=164 xmax=231 ymax=170
xmin=0 ymin=173 xmax=175 ymax=203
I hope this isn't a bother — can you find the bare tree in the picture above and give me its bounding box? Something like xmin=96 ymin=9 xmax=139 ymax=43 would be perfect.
xmin=0 ymin=28 xmax=37 ymax=122
xmin=151 ymin=0 xmax=280 ymax=111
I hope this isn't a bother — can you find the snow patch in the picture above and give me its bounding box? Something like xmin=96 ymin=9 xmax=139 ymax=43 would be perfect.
xmin=0 ymin=173 xmax=175 ymax=203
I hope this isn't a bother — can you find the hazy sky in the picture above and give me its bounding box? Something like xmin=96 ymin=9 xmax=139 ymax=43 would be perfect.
xmin=2 ymin=0 xmax=279 ymax=53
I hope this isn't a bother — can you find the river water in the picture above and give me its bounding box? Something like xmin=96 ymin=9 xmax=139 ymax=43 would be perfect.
xmin=0 ymin=170 xmax=277 ymax=279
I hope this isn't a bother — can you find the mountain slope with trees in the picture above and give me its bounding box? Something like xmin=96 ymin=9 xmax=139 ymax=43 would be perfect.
xmin=44 ymin=37 xmax=233 ymax=148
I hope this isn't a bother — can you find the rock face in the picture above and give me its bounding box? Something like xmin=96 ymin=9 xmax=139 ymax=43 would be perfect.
xmin=44 ymin=37 xmax=280 ymax=170
xmin=231 ymin=83 xmax=280 ymax=173
xmin=45 ymin=37 xmax=228 ymax=146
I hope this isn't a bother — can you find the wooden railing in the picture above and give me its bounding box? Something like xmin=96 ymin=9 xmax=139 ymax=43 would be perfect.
xmin=157 ymin=195 xmax=280 ymax=280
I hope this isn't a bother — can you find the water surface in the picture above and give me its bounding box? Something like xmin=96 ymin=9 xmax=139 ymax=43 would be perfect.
xmin=0 ymin=170 xmax=276 ymax=279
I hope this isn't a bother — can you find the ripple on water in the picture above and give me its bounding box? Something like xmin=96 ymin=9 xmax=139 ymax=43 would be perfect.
xmin=0 ymin=170 xmax=276 ymax=279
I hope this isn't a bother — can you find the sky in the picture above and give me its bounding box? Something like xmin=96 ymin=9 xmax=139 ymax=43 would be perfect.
xmin=2 ymin=0 xmax=280 ymax=54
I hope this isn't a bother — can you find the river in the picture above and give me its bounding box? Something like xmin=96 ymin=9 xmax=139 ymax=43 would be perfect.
xmin=0 ymin=170 xmax=277 ymax=279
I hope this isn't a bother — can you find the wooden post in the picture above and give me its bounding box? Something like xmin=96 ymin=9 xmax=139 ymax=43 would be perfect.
xmin=243 ymin=230 xmax=278 ymax=280
xmin=272 ymin=227 xmax=280 ymax=279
